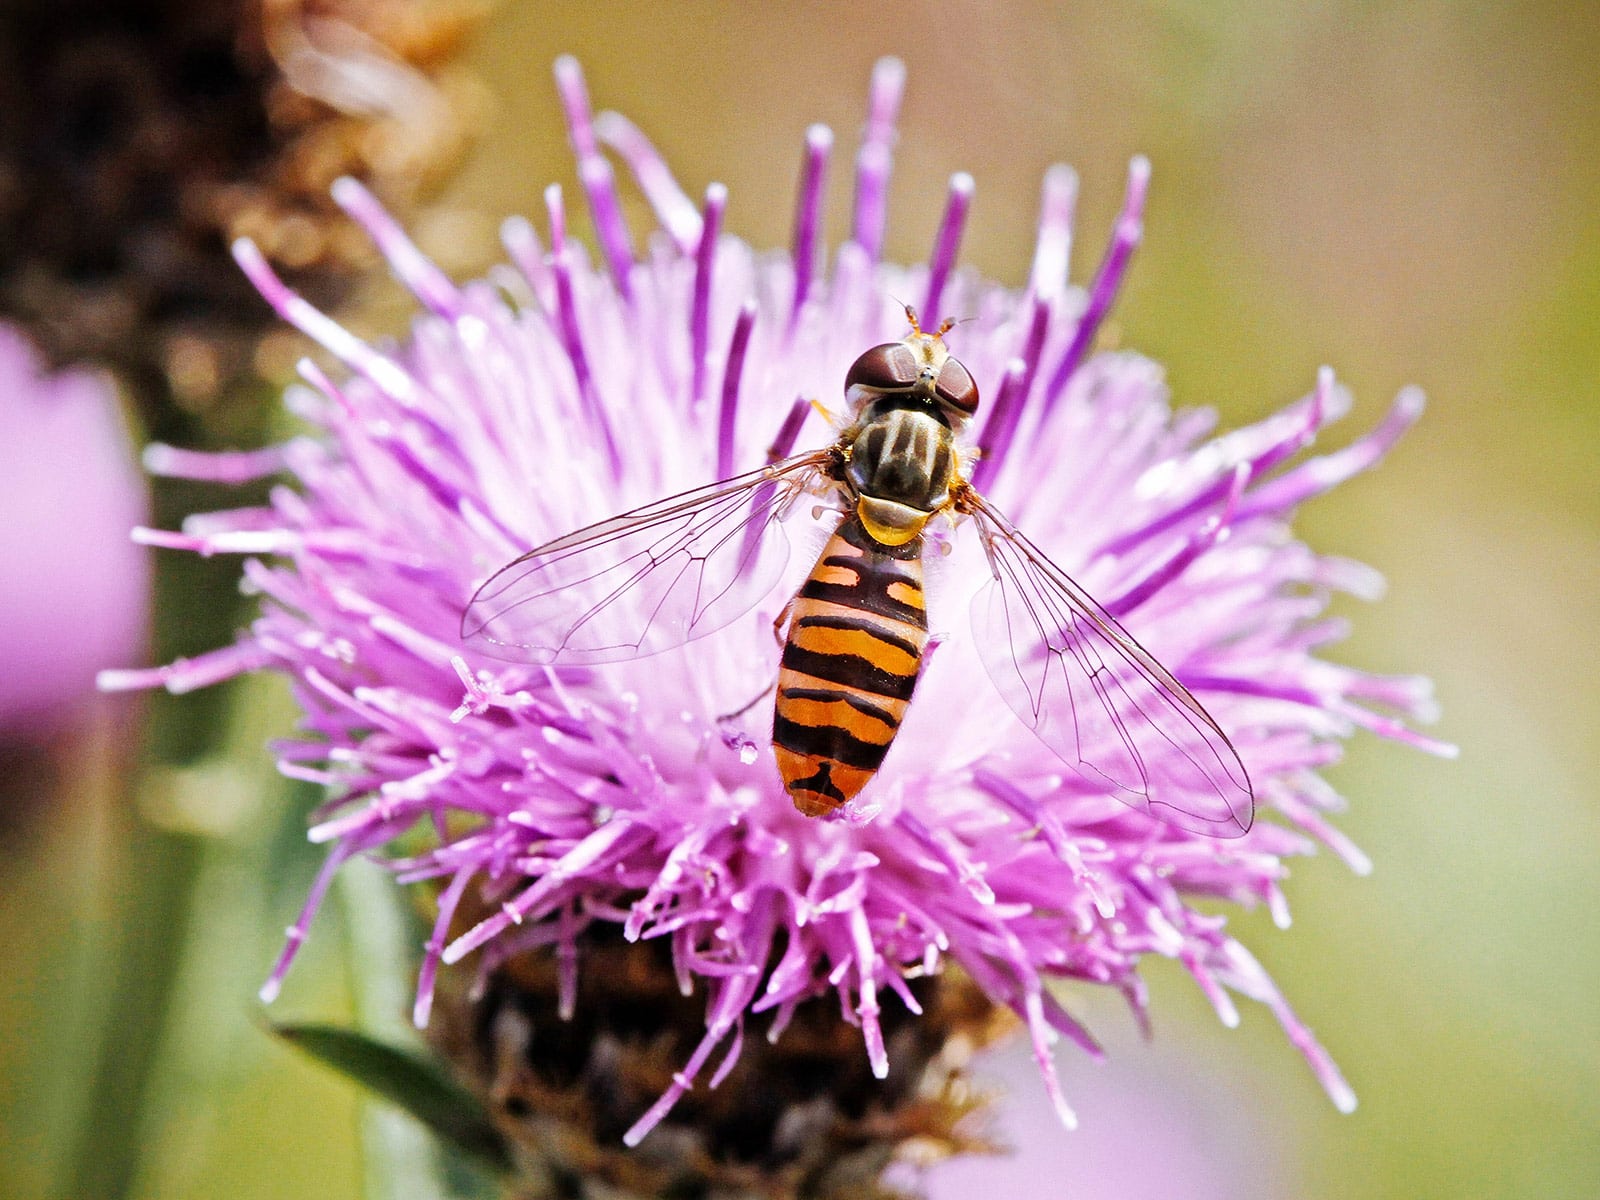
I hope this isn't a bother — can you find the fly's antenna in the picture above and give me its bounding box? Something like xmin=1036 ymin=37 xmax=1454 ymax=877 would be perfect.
xmin=902 ymin=303 xmax=959 ymax=342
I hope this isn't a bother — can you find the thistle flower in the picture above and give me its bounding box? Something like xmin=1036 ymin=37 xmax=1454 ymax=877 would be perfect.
xmin=0 ymin=321 xmax=146 ymax=846
xmin=104 ymin=56 xmax=1452 ymax=1192
xmin=924 ymin=1037 xmax=1277 ymax=1200
xmin=1 ymin=323 xmax=147 ymax=735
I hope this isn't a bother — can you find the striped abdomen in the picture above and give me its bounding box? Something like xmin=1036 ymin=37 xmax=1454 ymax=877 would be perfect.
xmin=773 ymin=518 xmax=928 ymax=816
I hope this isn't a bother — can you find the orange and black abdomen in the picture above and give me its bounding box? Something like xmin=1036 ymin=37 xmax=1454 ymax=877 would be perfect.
xmin=773 ymin=518 xmax=928 ymax=816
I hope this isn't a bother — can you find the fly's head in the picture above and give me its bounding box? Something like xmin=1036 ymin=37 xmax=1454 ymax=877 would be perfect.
xmin=842 ymin=305 xmax=980 ymax=428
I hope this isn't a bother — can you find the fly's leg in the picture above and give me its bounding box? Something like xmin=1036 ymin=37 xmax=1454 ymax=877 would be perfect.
xmin=714 ymin=599 xmax=793 ymax=760
xmin=715 ymin=598 xmax=792 ymax=724
xmin=770 ymin=596 xmax=795 ymax=648
xmin=716 ymin=683 xmax=772 ymax=728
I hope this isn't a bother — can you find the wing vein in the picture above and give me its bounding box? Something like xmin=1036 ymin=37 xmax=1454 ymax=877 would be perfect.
xmin=462 ymin=451 xmax=831 ymax=665
xmin=968 ymin=491 xmax=1254 ymax=837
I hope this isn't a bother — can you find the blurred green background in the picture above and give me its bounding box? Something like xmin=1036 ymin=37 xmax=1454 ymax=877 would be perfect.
xmin=3 ymin=2 xmax=1596 ymax=1197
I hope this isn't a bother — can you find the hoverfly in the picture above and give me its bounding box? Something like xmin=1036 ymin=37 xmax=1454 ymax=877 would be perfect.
xmin=462 ymin=310 xmax=1253 ymax=837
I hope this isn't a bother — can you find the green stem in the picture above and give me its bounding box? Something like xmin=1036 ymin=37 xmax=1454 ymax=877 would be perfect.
xmin=61 ymin=469 xmax=265 ymax=1200
xmin=338 ymin=858 xmax=447 ymax=1200
xmin=61 ymin=792 xmax=203 ymax=1200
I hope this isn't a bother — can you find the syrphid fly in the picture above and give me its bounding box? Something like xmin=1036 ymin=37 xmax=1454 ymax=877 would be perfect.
xmin=463 ymin=309 xmax=1253 ymax=836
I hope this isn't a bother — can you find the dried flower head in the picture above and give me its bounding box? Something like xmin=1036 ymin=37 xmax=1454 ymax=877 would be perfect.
xmin=0 ymin=0 xmax=482 ymax=428
xmin=104 ymin=55 xmax=1452 ymax=1185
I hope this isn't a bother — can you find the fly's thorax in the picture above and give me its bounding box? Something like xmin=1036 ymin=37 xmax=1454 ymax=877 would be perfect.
xmin=843 ymin=402 xmax=957 ymax=545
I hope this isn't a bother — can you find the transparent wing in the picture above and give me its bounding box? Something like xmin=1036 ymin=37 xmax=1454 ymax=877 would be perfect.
xmin=966 ymin=491 xmax=1254 ymax=837
xmin=463 ymin=451 xmax=832 ymax=665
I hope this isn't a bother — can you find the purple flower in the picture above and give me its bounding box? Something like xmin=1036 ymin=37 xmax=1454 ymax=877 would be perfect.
xmin=103 ymin=57 xmax=1452 ymax=1144
xmin=2 ymin=322 xmax=147 ymax=734
xmin=923 ymin=1037 xmax=1282 ymax=1200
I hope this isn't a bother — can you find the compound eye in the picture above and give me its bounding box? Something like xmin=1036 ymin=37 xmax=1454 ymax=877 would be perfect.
xmin=845 ymin=343 xmax=920 ymax=393
xmin=934 ymin=356 xmax=979 ymax=414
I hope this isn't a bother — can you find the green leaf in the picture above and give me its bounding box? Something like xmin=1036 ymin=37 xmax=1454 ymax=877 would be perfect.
xmin=268 ymin=1021 xmax=511 ymax=1173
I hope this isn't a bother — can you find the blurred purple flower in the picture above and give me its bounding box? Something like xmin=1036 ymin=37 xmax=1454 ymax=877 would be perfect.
xmin=1 ymin=323 xmax=147 ymax=733
xmin=103 ymin=57 xmax=1452 ymax=1143
xmin=921 ymin=1035 xmax=1283 ymax=1200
